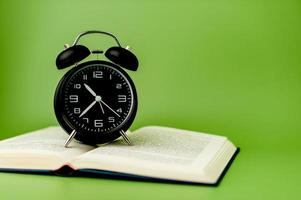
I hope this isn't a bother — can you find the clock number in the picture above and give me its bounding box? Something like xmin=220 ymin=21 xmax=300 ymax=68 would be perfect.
xmin=94 ymin=119 xmax=103 ymax=127
xmin=69 ymin=95 xmax=78 ymax=103
xmin=117 ymin=108 xmax=122 ymax=113
xmin=93 ymin=71 xmax=103 ymax=79
xmin=108 ymin=117 xmax=115 ymax=123
xmin=109 ymin=74 xmax=112 ymax=80
xmin=83 ymin=117 xmax=89 ymax=123
xmin=83 ymin=74 xmax=88 ymax=80
xmin=118 ymin=95 xmax=127 ymax=103
xmin=74 ymin=84 xmax=81 ymax=89
xmin=116 ymin=83 xmax=122 ymax=89
xmin=74 ymin=108 xmax=81 ymax=114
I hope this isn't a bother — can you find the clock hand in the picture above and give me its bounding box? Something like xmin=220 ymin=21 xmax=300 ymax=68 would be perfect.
xmin=84 ymin=84 xmax=119 ymax=117
xmin=79 ymin=100 xmax=96 ymax=118
xmin=99 ymin=99 xmax=120 ymax=117
xmin=98 ymin=101 xmax=105 ymax=114
xmin=84 ymin=83 xmax=96 ymax=97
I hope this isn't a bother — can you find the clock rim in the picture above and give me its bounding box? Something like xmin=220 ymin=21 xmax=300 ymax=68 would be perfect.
xmin=54 ymin=60 xmax=138 ymax=145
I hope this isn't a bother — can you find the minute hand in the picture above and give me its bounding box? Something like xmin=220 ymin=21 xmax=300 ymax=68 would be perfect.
xmin=79 ymin=101 xmax=96 ymax=118
xmin=100 ymin=100 xmax=120 ymax=117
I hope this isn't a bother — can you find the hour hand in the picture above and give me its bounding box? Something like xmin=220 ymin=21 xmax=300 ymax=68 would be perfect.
xmin=84 ymin=83 xmax=97 ymax=97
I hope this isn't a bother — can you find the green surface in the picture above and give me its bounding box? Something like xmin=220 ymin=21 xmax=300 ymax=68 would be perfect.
xmin=0 ymin=0 xmax=300 ymax=199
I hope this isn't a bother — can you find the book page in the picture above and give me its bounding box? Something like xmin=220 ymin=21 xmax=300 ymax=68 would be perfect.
xmin=0 ymin=127 xmax=94 ymax=169
xmin=71 ymin=126 xmax=228 ymax=182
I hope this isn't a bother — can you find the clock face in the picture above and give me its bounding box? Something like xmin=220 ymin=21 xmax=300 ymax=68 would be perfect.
xmin=54 ymin=60 xmax=137 ymax=144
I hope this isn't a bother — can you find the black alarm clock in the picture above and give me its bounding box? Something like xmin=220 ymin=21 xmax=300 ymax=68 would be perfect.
xmin=54 ymin=30 xmax=139 ymax=147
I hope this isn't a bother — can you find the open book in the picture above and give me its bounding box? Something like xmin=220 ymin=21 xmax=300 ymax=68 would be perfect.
xmin=0 ymin=126 xmax=238 ymax=185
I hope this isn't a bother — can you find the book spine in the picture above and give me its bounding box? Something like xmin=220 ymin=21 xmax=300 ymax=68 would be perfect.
xmin=54 ymin=165 xmax=75 ymax=176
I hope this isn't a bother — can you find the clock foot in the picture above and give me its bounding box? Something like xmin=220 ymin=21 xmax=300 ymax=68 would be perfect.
xmin=64 ymin=130 xmax=77 ymax=148
xmin=120 ymin=130 xmax=133 ymax=146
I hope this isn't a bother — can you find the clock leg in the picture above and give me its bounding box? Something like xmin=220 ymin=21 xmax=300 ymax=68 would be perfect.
xmin=64 ymin=130 xmax=77 ymax=148
xmin=119 ymin=130 xmax=133 ymax=146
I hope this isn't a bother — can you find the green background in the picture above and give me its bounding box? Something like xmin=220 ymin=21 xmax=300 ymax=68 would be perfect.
xmin=0 ymin=0 xmax=300 ymax=199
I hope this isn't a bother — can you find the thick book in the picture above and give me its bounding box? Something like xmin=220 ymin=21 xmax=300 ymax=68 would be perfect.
xmin=0 ymin=126 xmax=239 ymax=185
